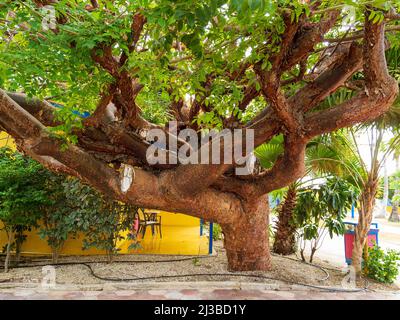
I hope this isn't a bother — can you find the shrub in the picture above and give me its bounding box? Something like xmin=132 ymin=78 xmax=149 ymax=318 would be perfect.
xmin=294 ymin=177 xmax=358 ymax=263
xmin=39 ymin=176 xmax=140 ymax=263
xmin=80 ymin=189 xmax=139 ymax=263
xmin=39 ymin=176 xmax=93 ymax=263
xmin=0 ymin=147 xmax=50 ymax=272
xmin=212 ymin=223 xmax=223 ymax=241
xmin=364 ymin=245 xmax=400 ymax=284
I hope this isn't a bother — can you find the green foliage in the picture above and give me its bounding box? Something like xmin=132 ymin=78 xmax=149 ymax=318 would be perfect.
xmin=254 ymin=135 xmax=284 ymax=169
xmin=364 ymin=245 xmax=400 ymax=284
xmin=389 ymin=170 xmax=400 ymax=203
xmin=295 ymin=177 xmax=358 ymax=262
xmin=212 ymin=223 xmax=223 ymax=241
xmin=38 ymin=176 xmax=98 ymax=261
xmin=40 ymin=174 xmax=140 ymax=262
xmin=295 ymin=178 xmax=357 ymax=236
xmin=0 ymin=145 xmax=145 ymax=266
xmin=80 ymin=194 xmax=138 ymax=262
xmin=1 ymin=0 xmax=397 ymax=133
xmin=305 ymin=133 xmax=364 ymax=185
xmin=0 ymin=147 xmax=140 ymax=263
xmin=255 ymin=131 xmax=365 ymax=188
xmin=0 ymin=147 xmax=49 ymax=234
xmin=0 ymin=147 xmax=51 ymax=269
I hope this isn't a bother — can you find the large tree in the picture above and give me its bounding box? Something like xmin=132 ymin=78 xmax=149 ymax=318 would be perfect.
xmin=0 ymin=1 xmax=399 ymax=271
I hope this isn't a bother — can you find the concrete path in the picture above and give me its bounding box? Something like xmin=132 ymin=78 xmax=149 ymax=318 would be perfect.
xmin=0 ymin=282 xmax=399 ymax=300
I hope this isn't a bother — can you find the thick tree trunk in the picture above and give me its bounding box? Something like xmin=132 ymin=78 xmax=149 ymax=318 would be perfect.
xmin=222 ymin=196 xmax=271 ymax=271
xmin=273 ymin=184 xmax=297 ymax=255
xmin=352 ymin=175 xmax=378 ymax=275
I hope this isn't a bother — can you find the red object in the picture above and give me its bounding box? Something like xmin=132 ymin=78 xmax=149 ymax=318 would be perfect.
xmin=344 ymin=232 xmax=377 ymax=262
xmin=133 ymin=217 xmax=139 ymax=232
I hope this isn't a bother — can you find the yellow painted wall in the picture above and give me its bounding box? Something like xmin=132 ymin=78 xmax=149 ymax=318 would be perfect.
xmin=0 ymin=211 xmax=208 ymax=256
xmin=119 ymin=211 xmax=208 ymax=255
xmin=0 ymin=132 xmax=15 ymax=149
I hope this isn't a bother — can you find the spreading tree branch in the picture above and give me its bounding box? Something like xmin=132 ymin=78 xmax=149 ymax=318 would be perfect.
xmin=304 ymin=13 xmax=399 ymax=138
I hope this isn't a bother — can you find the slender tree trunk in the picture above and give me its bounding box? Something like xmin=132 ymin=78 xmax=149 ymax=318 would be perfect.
xmin=389 ymin=205 xmax=400 ymax=222
xmin=352 ymin=175 xmax=378 ymax=275
xmin=107 ymin=251 xmax=114 ymax=264
xmin=52 ymin=250 xmax=59 ymax=264
xmin=15 ymin=240 xmax=21 ymax=265
xmin=309 ymin=247 xmax=317 ymax=264
xmin=300 ymin=248 xmax=306 ymax=262
xmin=273 ymin=184 xmax=297 ymax=255
xmin=389 ymin=157 xmax=400 ymax=222
xmin=51 ymin=242 xmax=64 ymax=264
xmin=377 ymin=159 xmax=388 ymax=218
xmin=4 ymin=231 xmax=14 ymax=273
xmin=14 ymin=228 xmax=24 ymax=265
xmin=222 ymin=196 xmax=271 ymax=271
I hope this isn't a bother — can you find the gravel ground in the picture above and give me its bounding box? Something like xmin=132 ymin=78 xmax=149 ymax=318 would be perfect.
xmin=0 ymin=241 xmax=398 ymax=292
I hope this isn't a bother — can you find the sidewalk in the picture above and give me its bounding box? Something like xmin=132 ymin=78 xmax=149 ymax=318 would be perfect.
xmin=0 ymin=282 xmax=399 ymax=300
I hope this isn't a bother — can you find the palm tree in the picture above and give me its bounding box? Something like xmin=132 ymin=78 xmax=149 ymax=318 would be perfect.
xmin=314 ymin=46 xmax=400 ymax=274
xmin=255 ymin=132 xmax=360 ymax=255
xmin=272 ymin=183 xmax=298 ymax=255
xmin=342 ymin=101 xmax=400 ymax=274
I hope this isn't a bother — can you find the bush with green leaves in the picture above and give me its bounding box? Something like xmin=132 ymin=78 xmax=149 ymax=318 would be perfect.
xmin=294 ymin=177 xmax=358 ymax=263
xmin=38 ymin=177 xmax=96 ymax=262
xmin=0 ymin=147 xmax=140 ymax=265
xmin=0 ymin=147 xmax=50 ymax=272
xmin=364 ymin=245 xmax=400 ymax=284
xmin=212 ymin=223 xmax=223 ymax=241
xmin=39 ymin=176 xmax=140 ymax=263
xmin=82 ymin=200 xmax=139 ymax=262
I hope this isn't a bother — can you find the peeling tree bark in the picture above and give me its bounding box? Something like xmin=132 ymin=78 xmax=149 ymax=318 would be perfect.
xmin=222 ymin=196 xmax=271 ymax=271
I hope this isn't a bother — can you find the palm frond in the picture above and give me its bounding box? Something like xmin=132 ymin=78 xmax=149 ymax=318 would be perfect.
xmin=254 ymin=134 xmax=284 ymax=169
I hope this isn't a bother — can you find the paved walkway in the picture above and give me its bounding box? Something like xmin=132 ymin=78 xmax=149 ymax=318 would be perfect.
xmin=0 ymin=282 xmax=399 ymax=300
